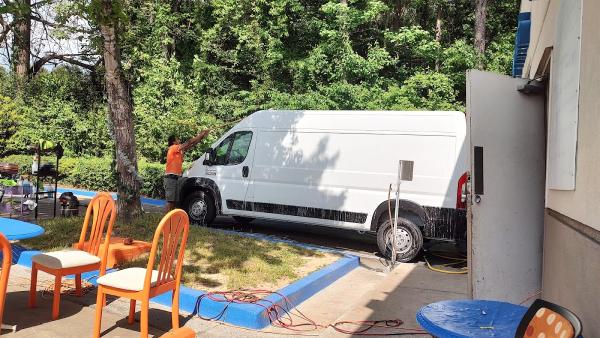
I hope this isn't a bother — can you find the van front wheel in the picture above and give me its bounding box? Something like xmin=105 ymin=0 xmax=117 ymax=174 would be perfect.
xmin=183 ymin=191 xmax=216 ymax=226
xmin=376 ymin=217 xmax=423 ymax=262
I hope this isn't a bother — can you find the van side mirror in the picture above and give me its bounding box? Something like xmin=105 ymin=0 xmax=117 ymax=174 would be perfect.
xmin=203 ymin=149 xmax=215 ymax=165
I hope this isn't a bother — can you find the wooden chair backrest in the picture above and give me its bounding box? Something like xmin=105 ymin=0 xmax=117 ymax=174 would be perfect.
xmin=77 ymin=192 xmax=116 ymax=260
xmin=145 ymin=209 xmax=189 ymax=290
xmin=0 ymin=233 xmax=12 ymax=328
xmin=516 ymin=299 xmax=582 ymax=338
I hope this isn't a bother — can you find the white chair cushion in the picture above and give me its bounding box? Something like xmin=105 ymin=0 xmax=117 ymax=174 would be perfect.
xmin=96 ymin=267 xmax=167 ymax=291
xmin=31 ymin=249 xmax=101 ymax=269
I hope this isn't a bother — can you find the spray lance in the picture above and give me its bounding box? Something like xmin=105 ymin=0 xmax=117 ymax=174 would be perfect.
xmin=388 ymin=160 xmax=414 ymax=270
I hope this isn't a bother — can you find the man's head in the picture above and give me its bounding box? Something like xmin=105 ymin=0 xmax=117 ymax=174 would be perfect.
xmin=168 ymin=135 xmax=180 ymax=146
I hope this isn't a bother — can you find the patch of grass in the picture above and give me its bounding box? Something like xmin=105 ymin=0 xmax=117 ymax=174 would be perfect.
xmin=23 ymin=213 xmax=339 ymax=290
xmin=22 ymin=216 xmax=84 ymax=252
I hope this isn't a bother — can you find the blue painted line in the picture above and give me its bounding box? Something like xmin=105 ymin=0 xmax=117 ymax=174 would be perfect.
xmin=11 ymin=242 xmax=359 ymax=329
xmin=56 ymin=187 xmax=167 ymax=207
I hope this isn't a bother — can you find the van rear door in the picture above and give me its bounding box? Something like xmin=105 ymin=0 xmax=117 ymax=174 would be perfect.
xmin=209 ymin=129 xmax=255 ymax=214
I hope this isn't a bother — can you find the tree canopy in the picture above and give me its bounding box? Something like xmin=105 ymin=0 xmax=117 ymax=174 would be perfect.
xmin=1 ymin=0 xmax=519 ymax=163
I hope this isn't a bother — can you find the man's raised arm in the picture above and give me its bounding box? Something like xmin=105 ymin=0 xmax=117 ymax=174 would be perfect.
xmin=180 ymin=129 xmax=210 ymax=152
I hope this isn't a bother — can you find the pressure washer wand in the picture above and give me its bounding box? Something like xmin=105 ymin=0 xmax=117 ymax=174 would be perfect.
xmin=391 ymin=162 xmax=401 ymax=270
xmin=193 ymin=117 xmax=245 ymax=154
xmin=390 ymin=160 xmax=414 ymax=271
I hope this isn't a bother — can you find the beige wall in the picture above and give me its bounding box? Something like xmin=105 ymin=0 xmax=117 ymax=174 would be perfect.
xmin=546 ymin=0 xmax=600 ymax=231
xmin=535 ymin=1 xmax=600 ymax=335
xmin=542 ymin=211 xmax=600 ymax=336
xmin=522 ymin=0 xmax=557 ymax=79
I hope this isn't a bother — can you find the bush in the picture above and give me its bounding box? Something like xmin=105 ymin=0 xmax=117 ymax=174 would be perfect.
xmin=63 ymin=157 xmax=117 ymax=192
xmin=4 ymin=67 xmax=111 ymax=158
xmin=0 ymin=155 xmax=169 ymax=199
xmin=0 ymin=95 xmax=19 ymax=156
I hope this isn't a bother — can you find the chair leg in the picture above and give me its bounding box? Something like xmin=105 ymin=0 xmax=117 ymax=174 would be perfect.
xmin=171 ymin=289 xmax=180 ymax=329
xmin=92 ymin=286 xmax=104 ymax=338
xmin=75 ymin=274 xmax=82 ymax=296
xmin=140 ymin=300 xmax=149 ymax=338
xmin=128 ymin=299 xmax=136 ymax=325
xmin=52 ymin=274 xmax=62 ymax=320
xmin=28 ymin=263 xmax=38 ymax=308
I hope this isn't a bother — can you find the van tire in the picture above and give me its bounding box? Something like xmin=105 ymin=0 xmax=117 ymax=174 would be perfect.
xmin=376 ymin=217 xmax=423 ymax=262
xmin=232 ymin=216 xmax=255 ymax=225
xmin=183 ymin=190 xmax=216 ymax=225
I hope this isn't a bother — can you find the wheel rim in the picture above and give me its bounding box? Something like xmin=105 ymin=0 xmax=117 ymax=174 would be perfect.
xmin=385 ymin=226 xmax=413 ymax=255
xmin=189 ymin=198 xmax=207 ymax=221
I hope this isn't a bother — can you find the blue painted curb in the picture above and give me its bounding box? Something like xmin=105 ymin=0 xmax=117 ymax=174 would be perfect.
xmin=11 ymin=244 xmax=359 ymax=329
xmin=56 ymin=187 xmax=166 ymax=207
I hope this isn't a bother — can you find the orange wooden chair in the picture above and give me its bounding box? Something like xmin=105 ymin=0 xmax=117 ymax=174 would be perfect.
xmin=159 ymin=327 xmax=196 ymax=338
xmin=28 ymin=192 xmax=116 ymax=320
xmin=92 ymin=209 xmax=190 ymax=338
xmin=515 ymin=299 xmax=582 ymax=338
xmin=0 ymin=233 xmax=12 ymax=332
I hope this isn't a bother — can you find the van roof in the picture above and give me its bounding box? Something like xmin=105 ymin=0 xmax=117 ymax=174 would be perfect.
xmin=233 ymin=110 xmax=466 ymax=133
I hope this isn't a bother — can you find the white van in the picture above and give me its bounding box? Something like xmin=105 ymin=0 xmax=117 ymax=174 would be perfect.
xmin=178 ymin=110 xmax=468 ymax=261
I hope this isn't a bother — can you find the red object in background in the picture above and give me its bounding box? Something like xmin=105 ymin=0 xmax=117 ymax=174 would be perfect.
xmin=456 ymin=172 xmax=468 ymax=209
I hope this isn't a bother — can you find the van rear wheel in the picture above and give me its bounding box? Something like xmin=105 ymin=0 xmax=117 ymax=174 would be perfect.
xmin=376 ymin=217 xmax=423 ymax=262
xmin=183 ymin=191 xmax=216 ymax=226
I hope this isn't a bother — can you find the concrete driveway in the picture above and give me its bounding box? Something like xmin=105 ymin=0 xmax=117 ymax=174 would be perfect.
xmin=2 ymin=197 xmax=467 ymax=337
xmin=2 ymin=258 xmax=466 ymax=337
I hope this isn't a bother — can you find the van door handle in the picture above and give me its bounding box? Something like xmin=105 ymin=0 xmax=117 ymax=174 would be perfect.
xmin=242 ymin=166 xmax=249 ymax=178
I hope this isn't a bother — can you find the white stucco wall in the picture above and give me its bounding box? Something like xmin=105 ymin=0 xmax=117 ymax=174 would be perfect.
xmin=546 ymin=0 xmax=600 ymax=231
xmin=522 ymin=0 xmax=557 ymax=79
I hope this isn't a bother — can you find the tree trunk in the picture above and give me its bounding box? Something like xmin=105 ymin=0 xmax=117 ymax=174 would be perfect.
xmin=98 ymin=0 xmax=142 ymax=222
xmin=163 ymin=0 xmax=182 ymax=59
xmin=435 ymin=5 xmax=442 ymax=71
xmin=474 ymin=0 xmax=487 ymax=69
xmin=13 ymin=0 xmax=31 ymax=91
xmin=389 ymin=0 xmax=407 ymax=30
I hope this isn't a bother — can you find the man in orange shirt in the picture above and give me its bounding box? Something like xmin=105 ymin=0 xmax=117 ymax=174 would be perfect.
xmin=164 ymin=129 xmax=210 ymax=211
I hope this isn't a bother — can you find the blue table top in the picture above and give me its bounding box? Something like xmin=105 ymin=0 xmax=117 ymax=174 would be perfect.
xmin=0 ymin=217 xmax=45 ymax=240
xmin=416 ymin=300 xmax=528 ymax=338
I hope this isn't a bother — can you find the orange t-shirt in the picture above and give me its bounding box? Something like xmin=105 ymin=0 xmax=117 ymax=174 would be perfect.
xmin=165 ymin=145 xmax=183 ymax=175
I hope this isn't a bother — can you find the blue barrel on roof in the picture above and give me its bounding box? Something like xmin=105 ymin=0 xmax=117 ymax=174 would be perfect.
xmin=512 ymin=12 xmax=531 ymax=77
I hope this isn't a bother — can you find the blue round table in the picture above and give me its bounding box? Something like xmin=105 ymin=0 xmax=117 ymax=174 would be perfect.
xmin=416 ymin=300 xmax=528 ymax=338
xmin=0 ymin=217 xmax=45 ymax=240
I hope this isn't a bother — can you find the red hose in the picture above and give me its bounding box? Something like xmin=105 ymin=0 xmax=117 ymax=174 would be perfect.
xmin=194 ymin=289 xmax=429 ymax=335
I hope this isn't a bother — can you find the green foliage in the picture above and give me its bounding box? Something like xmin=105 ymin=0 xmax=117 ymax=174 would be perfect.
xmin=486 ymin=33 xmax=517 ymax=75
xmin=2 ymin=0 xmax=519 ymax=164
xmin=440 ymin=39 xmax=478 ymax=98
xmin=397 ymin=72 xmax=460 ymax=110
xmin=64 ymin=157 xmax=116 ymax=192
xmin=384 ymin=26 xmax=441 ymax=79
xmin=0 ymin=95 xmax=19 ymax=156
xmin=132 ymin=57 xmax=210 ymax=161
xmin=4 ymin=67 xmax=110 ymax=157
